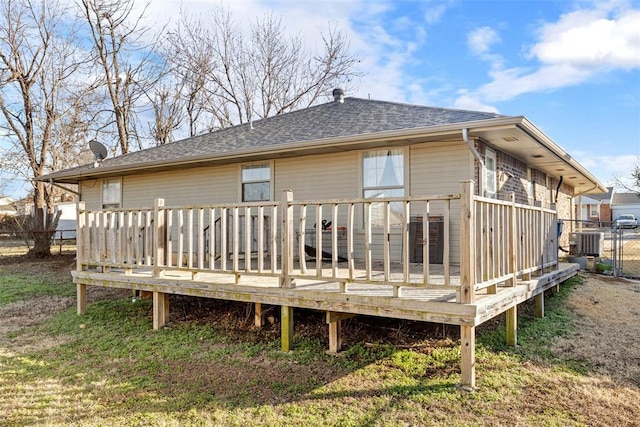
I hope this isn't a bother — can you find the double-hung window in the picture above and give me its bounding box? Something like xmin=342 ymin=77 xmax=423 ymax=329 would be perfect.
xmin=242 ymin=163 xmax=271 ymax=202
xmin=102 ymin=178 xmax=121 ymax=209
xmin=363 ymin=148 xmax=404 ymax=225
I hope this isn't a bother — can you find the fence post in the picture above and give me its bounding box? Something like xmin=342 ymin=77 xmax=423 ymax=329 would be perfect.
xmin=153 ymin=198 xmax=165 ymax=278
xmin=459 ymin=180 xmax=475 ymax=304
xmin=281 ymin=190 xmax=294 ymax=288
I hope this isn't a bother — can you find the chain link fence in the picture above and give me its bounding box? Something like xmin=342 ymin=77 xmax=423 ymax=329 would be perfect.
xmin=613 ymin=228 xmax=640 ymax=278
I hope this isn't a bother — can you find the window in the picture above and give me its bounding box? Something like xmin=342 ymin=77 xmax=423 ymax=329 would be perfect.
xmin=242 ymin=163 xmax=270 ymax=201
xmin=485 ymin=148 xmax=497 ymax=197
xmin=590 ymin=205 xmax=599 ymax=217
xmin=102 ymin=178 xmax=121 ymax=209
xmin=363 ymin=148 xmax=404 ymax=225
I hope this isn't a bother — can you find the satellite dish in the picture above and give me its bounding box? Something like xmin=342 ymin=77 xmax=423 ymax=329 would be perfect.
xmin=89 ymin=139 xmax=108 ymax=161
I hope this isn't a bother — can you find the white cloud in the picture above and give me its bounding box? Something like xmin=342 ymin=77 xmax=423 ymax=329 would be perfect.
xmin=530 ymin=8 xmax=640 ymax=69
xmin=468 ymin=26 xmax=500 ymax=56
xmin=452 ymin=93 xmax=500 ymax=113
xmin=572 ymin=151 xmax=638 ymax=186
xmin=455 ymin=3 xmax=640 ymax=106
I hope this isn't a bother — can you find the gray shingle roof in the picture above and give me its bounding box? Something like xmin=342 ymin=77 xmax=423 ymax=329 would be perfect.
xmin=43 ymin=96 xmax=507 ymax=180
xmin=586 ymin=186 xmax=614 ymax=201
xmin=612 ymin=192 xmax=640 ymax=205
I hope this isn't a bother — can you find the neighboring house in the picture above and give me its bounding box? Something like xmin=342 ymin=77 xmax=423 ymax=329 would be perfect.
xmin=0 ymin=196 xmax=18 ymax=219
xmin=577 ymin=186 xmax=613 ymax=226
xmin=611 ymin=191 xmax=640 ymax=221
xmin=40 ymin=90 xmax=606 ymax=387
xmin=54 ymin=202 xmax=77 ymax=239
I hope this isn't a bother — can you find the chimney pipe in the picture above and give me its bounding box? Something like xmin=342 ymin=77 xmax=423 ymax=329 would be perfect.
xmin=332 ymin=88 xmax=345 ymax=103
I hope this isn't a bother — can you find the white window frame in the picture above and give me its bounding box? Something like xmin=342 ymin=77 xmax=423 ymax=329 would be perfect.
xmin=362 ymin=148 xmax=406 ymax=226
xmin=101 ymin=178 xmax=122 ymax=209
xmin=485 ymin=148 xmax=497 ymax=197
xmin=241 ymin=162 xmax=272 ymax=202
xmin=590 ymin=205 xmax=599 ymax=217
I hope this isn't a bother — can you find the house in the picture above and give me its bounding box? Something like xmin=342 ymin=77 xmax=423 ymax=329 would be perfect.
xmin=576 ymin=187 xmax=613 ymax=227
xmin=0 ymin=196 xmax=18 ymax=219
xmin=611 ymin=191 xmax=640 ymax=221
xmin=40 ymin=90 xmax=606 ymax=388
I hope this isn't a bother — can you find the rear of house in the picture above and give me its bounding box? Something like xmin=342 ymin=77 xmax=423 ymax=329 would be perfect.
xmin=40 ymin=92 xmax=606 ymax=388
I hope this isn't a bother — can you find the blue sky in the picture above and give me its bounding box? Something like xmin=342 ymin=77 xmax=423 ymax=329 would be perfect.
xmin=159 ymin=0 xmax=635 ymax=189
xmin=3 ymin=0 xmax=639 ymax=198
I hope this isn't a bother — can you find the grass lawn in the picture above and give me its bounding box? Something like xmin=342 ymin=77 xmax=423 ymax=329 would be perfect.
xmin=1 ymin=257 xmax=638 ymax=426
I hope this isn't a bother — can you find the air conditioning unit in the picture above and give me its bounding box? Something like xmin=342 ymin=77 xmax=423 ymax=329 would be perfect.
xmin=569 ymin=232 xmax=604 ymax=257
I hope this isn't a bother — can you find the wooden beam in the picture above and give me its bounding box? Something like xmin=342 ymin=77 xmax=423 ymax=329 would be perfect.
xmin=460 ymin=325 xmax=476 ymax=389
xmin=534 ymin=292 xmax=545 ymax=318
xmin=153 ymin=291 xmax=170 ymax=330
xmin=281 ymin=305 xmax=294 ymax=352
xmin=77 ymin=283 xmax=87 ymax=315
xmin=326 ymin=311 xmax=356 ymax=324
xmin=506 ymin=305 xmax=517 ymax=346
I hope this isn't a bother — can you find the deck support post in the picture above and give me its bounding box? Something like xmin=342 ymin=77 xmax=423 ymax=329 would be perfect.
xmin=153 ymin=291 xmax=170 ymax=330
xmin=281 ymin=305 xmax=294 ymax=352
xmin=77 ymin=283 xmax=87 ymax=315
xmin=506 ymin=305 xmax=517 ymax=346
xmin=254 ymin=303 xmax=263 ymax=328
xmin=328 ymin=320 xmax=342 ymax=354
xmin=460 ymin=325 xmax=476 ymax=389
xmin=534 ymin=292 xmax=545 ymax=318
xmin=459 ymin=180 xmax=476 ymax=389
xmin=326 ymin=311 xmax=354 ymax=353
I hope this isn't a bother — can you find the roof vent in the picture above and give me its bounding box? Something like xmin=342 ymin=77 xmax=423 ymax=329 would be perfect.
xmin=333 ymin=88 xmax=345 ymax=103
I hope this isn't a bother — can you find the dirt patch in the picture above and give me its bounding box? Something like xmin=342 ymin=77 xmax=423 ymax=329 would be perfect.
xmin=552 ymin=273 xmax=640 ymax=387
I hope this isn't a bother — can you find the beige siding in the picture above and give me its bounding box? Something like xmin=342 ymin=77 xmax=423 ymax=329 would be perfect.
xmin=274 ymin=152 xmax=359 ymax=200
xmin=123 ymin=165 xmax=239 ymax=208
xmin=410 ymin=141 xmax=473 ymax=265
xmin=79 ymin=180 xmax=101 ymax=209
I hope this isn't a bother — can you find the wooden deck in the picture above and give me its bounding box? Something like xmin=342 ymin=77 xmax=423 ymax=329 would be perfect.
xmin=74 ymin=261 xmax=577 ymax=326
xmin=73 ymin=181 xmax=573 ymax=388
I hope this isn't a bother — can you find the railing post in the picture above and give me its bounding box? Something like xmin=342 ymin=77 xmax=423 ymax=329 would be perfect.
xmin=509 ymin=193 xmax=517 ymax=286
xmin=76 ymin=202 xmax=86 ymax=272
xmin=153 ymin=198 xmax=165 ymax=278
xmin=281 ymin=190 xmax=294 ymax=288
xmin=459 ymin=180 xmax=475 ymax=304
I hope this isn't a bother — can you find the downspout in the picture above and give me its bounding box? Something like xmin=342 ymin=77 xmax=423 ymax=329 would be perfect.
xmin=463 ymin=128 xmax=484 ymax=194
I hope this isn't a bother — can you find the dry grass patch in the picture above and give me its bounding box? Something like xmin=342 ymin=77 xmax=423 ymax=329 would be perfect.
xmin=1 ymin=253 xmax=640 ymax=426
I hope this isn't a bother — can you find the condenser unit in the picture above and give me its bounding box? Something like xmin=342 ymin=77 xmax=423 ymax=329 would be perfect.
xmin=569 ymin=232 xmax=604 ymax=257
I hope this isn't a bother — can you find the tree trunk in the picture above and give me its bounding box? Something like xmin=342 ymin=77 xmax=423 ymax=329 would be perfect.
xmin=28 ymin=181 xmax=60 ymax=258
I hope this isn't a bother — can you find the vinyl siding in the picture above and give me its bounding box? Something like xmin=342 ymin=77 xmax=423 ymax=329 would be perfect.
xmin=410 ymin=141 xmax=474 ymax=265
xmin=122 ymin=165 xmax=239 ymax=207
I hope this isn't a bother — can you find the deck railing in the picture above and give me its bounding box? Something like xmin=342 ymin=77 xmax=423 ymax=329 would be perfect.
xmin=76 ymin=181 xmax=558 ymax=302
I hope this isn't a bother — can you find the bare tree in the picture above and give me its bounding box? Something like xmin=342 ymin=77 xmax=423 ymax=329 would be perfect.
xmin=0 ymin=0 xmax=89 ymax=256
xmin=147 ymin=79 xmax=184 ymax=145
xmin=79 ymin=0 xmax=163 ymax=154
xmin=161 ymin=6 xmax=360 ymax=138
